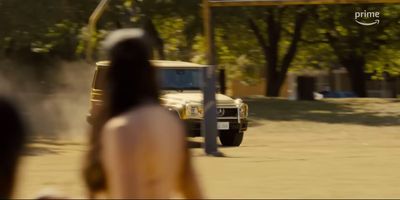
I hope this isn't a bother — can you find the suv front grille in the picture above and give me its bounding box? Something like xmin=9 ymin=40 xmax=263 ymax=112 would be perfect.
xmin=217 ymin=108 xmax=238 ymax=118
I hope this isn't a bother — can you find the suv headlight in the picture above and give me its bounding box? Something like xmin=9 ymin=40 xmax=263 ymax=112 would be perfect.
xmin=185 ymin=104 xmax=203 ymax=118
xmin=239 ymin=103 xmax=248 ymax=118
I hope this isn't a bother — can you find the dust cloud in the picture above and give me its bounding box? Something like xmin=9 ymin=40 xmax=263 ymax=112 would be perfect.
xmin=0 ymin=60 xmax=94 ymax=141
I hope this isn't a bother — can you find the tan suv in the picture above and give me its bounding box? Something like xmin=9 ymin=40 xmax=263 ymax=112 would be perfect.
xmin=87 ymin=60 xmax=248 ymax=146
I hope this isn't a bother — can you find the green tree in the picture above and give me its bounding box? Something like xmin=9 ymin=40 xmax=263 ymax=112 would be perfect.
xmin=247 ymin=6 xmax=309 ymax=97
xmin=0 ymin=0 xmax=97 ymax=62
xmin=314 ymin=4 xmax=400 ymax=97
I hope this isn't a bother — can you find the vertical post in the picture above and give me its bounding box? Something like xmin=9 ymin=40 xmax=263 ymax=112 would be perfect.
xmin=219 ymin=68 xmax=226 ymax=94
xmin=86 ymin=0 xmax=110 ymax=63
xmin=202 ymin=0 xmax=220 ymax=156
xmin=395 ymin=77 xmax=398 ymax=97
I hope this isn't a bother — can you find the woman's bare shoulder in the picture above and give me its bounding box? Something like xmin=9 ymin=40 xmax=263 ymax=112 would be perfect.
xmin=102 ymin=105 xmax=183 ymax=140
xmin=102 ymin=114 xmax=131 ymax=135
xmin=129 ymin=105 xmax=182 ymax=126
xmin=101 ymin=115 xmax=138 ymax=148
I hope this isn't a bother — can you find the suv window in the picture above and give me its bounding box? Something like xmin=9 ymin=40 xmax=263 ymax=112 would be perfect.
xmin=159 ymin=68 xmax=202 ymax=90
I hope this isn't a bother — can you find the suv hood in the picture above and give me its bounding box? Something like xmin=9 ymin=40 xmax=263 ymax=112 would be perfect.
xmin=161 ymin=91 xmax=235 ymax=105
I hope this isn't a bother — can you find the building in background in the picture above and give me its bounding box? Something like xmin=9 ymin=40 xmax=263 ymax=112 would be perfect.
xmin=230 ymin=68 xmax=400 ymax=99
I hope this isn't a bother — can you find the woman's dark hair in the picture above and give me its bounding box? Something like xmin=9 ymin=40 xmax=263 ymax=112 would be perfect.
xmin=0 ymin=98 xmax=26 ymax=198
xmin=83 ymin=29 xmax=160 ymax=197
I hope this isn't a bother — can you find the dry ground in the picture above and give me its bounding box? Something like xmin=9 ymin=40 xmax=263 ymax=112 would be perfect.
xmin=14 ymin=98 xmax=400 ymax=198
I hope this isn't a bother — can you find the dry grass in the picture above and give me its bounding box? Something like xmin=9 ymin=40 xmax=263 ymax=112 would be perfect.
xmin=192 ymin=98 xmax=400 ymax=198
xmin=246 ymin=97 xmax=400 ymax=127
xmin=15 ymin=98 xmax=400 ymax=198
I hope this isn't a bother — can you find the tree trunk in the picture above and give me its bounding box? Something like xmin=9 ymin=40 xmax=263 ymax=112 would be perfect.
xmin=249 ymin=10 xmax=307 ymax=97
xmin=143 ymin=18 xmax=165 ymax=60
xmin=266 ymin=74 xmax=281 ymax=97
xmin=341 ymin=58 xmax=367 ymax=97
xmin=325 ymin=20 xmax=369 ymax=98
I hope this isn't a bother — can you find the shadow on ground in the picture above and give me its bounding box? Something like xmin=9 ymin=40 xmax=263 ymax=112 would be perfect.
xmin=187 ymin=140 xmax=239 ymax=150
xmin=23 ymin=138 xmax=84 ymax=156
xmin=30 ymin=138 xmax=83 ymax=146
xmin=245 ymin=97 xmax=400 ymax=126
xmin=188 ymin=140 xmax=203 ymax=148
xmin=23 ymin=146 xmax=60 ymax=156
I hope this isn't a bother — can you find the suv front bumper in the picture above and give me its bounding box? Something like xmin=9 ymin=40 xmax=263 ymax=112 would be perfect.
xmin=184 ymin=118 xmax=248 ymax=137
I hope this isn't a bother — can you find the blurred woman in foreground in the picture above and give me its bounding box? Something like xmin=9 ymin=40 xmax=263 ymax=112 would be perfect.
xmin=0 ymin=98 xmax=26 ymax=198
xmin=83 ymin=29 xmax=202 ymax=199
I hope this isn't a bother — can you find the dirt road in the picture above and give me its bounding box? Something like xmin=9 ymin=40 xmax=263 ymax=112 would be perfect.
xmin=14 ymin=98 xmax=400 ymax=198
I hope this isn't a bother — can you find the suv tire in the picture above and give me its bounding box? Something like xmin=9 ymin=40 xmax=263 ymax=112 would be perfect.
xmin=219 ymin=131 xmax=243 ymax=147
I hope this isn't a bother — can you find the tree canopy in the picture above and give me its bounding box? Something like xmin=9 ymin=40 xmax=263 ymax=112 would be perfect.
xmin=0 ymin=0 xmax=399 ymax=96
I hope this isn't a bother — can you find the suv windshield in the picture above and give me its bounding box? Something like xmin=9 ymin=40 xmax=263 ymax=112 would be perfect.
xmin=159 ymin=68 xmax=202 ymax=90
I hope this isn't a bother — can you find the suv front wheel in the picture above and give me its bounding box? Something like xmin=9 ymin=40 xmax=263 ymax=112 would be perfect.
xmin=219 ymin=131 xmax=243 ymax=147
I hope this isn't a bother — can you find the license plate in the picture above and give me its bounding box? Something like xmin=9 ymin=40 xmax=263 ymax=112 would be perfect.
xmin=217 ymin=122 xmax=230 ymax=130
